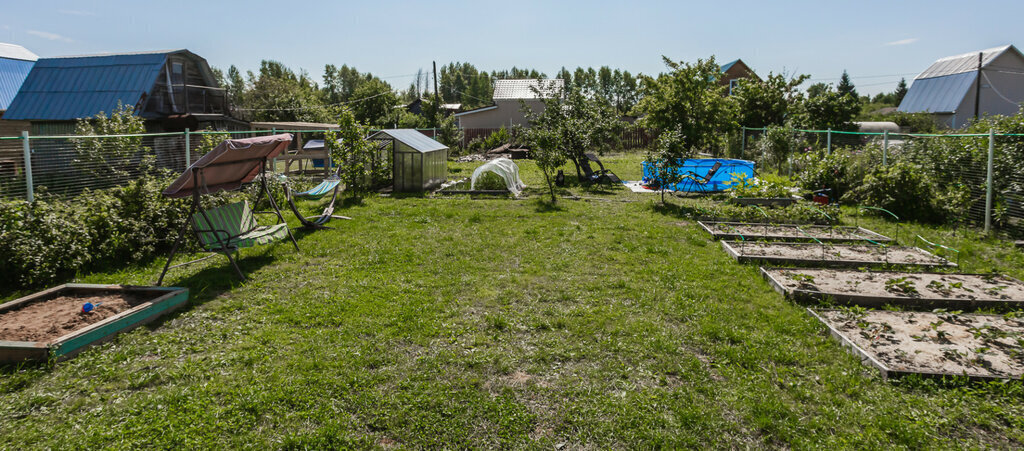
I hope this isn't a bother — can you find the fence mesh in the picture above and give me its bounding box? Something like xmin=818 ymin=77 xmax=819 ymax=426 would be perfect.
xmin=738 ymin=127 xmax=1024 ymax=236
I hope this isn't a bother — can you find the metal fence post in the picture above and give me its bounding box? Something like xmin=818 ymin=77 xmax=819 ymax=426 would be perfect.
xmin=984 ymin=128 xmax=995 ymax=234
xmin=826 ymin=128 xmax=831 ymax=155
xmin=184 ymin=128 xmax=191 ymax=168
xmin=740 ymin=126 xmax=746 ymax=159
xmin=21 ymin=130 xmax=33 ymax=203
xmin=882 ymin=131 xmax=888 ymax=166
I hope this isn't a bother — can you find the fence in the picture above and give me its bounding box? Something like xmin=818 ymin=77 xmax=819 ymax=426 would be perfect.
xmin=737 ymin=126 xmax=1024 ymax=236
xmin=460 ymin=124 xmax=652 ymax=149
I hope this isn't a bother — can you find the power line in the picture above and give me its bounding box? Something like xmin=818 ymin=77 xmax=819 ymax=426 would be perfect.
xmin=807 ymin=72 xmax=918 ymax=82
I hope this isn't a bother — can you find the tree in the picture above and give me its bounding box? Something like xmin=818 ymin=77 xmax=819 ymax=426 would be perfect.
xmin=72 ymin=103 xmax=151 ymax=180
xmin=731 ymin=72 xmax=809 ymax=128
xmin=436 ymin=114 xmax=464 ymax=149
xmin=791 ymin=85 xmax=860 ymax=131
xmin=349 ymin=78 xmax=398 ymax=126
xmin=837 ymin=70 xmax=858 ymax=99
xmin=894 ymin=78 xmax=909 ymax=105
xmin=244 ymin=60 xmax=332 ymax=123
xmin=636 ymin=56 xmax=737 ymax=154
xmin=645 ymin=129 xmax=685 ymax=203
xmin=324 ymin=109 xmax=383 ymax=196
xmin=806 ymin=82 xmax=830 ymax=99
xmin=522 ymin=82 xmax=621 ymax=198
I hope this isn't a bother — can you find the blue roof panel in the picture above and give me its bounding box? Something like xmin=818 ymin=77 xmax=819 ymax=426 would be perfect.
xmin=720 ymin=59 xmax=739 ymax=73
xmin=898 ymin=71 xmax=977 ymax=114
xmin=3 ymin=52 xmax=170 ymax=120
xmin=0 ymin=57 xmax=35 ymax=110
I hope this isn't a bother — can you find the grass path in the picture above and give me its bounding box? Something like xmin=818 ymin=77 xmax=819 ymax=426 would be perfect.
xmin=1 ymin=155 xmax=1022 ymax=448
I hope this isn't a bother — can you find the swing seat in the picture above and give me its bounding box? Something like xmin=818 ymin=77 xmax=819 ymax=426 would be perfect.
xmin=192 ymin=201 xmax=289 ymax=251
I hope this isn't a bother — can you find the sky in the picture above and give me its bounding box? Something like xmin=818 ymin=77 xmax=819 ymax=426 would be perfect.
xmin=3 ymin=0 xmax=1023 ymax=97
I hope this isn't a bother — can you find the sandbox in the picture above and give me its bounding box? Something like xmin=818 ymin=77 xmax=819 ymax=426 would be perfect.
xmin=763 ymin=268 xmax=1024 ymax=309
xmin=721 ymin=241 xmax=955 ymax=268
xmin=0 ymin=284 xmax=188 ymax=363
xmin=698 ymin=221 xmax=891 ymax=243
xmin=810 ymin=308 xmax=1024 ymax=380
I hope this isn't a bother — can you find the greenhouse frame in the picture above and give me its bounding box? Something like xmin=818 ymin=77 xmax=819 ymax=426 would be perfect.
xmin=368 ymin=129 xmax=449 ymax=192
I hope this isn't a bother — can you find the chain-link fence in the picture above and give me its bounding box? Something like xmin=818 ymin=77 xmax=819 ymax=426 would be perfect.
xmin=737 ymin=126 xmax=1024 ymax=236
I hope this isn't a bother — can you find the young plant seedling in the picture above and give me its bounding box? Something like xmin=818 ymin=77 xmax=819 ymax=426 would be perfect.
xmin=885 ymin=277 xmax=919 ymax=296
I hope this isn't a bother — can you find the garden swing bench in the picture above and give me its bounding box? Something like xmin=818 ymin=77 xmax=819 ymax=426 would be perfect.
xmin=156 ymin=134 xmax=299 ymax=285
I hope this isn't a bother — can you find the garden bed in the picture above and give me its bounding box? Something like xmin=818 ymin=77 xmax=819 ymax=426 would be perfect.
xmin=0 ymin=284 xmax=188 ymax=363
xmin=720 ymin=241 xmax=955 ymax=268
xmin=763 ymin=268 xmax=1024 ymax=309
xmin=699 ymin=221 xmax=891 ymax=243
xmin=729 ymin=197 xmax=798 ymax=207
xmin=810 ymin=308 xmax=1024 ymax=380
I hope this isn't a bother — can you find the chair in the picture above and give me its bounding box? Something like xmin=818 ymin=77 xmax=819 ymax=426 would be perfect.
xmin=581 ymin=153 xmax=618 ymax=184
xmin=679 ymin=161 xmax=722 ymax=194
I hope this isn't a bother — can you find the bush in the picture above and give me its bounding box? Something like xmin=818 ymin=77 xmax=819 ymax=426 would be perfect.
xmin=0 ymin=173 xmax=202 ymax=290
xmin=848 ymin=162 xmax=944 ymax=223
xmin=473 ymin=172 xmax=506 ymax=191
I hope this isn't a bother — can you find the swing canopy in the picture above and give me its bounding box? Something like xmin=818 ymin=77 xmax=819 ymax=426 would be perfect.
xmin=163 ymin=134 xmax=292 ymax=198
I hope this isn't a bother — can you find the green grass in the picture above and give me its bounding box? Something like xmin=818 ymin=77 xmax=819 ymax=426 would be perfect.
xmin=1 ymin=152 xmax=1023 ymax=448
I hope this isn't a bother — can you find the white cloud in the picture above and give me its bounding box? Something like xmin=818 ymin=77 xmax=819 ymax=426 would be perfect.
xmin=885 ymin=38 xmax=918 ymax=46
xmin=57 ymin=9 xmax=97 ymax=17
xmin=27 ymin=30 xmax=74 ymax=43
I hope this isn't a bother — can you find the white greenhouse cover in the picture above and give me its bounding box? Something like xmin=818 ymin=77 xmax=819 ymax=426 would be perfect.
xmin=471 ymin=158 xmax=526 ymax=196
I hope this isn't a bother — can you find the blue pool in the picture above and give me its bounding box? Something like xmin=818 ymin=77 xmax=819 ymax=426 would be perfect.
xmin=642 ymin=158 xmax=755 ymax=192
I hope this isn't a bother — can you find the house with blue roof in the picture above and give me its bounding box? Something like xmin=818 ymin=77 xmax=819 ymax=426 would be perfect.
xmin=898 ymin=44 xmax=1024 ymax=128
xmin=720 ymin=59 xmax=759 ymax=95
xmin=3 ymin=49 xmax=243 ymax=135
xmin=0 ymin=43 xmax=37 ymax=115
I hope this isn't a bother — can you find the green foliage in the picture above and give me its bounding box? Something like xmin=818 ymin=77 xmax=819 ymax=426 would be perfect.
xmin=732 ymin=73 xmax=809 ymax=128
xmin=325 ymin=109 xmax=385 ymax=195
xmin=848 ymin=162 xmax=945 ymax=223
xmin=637 ymin=56 xmax=737 ymax=154
xmin=243 ymin=61 xmax=335 ymax=123
xmin=792 ymin=85 xmax=860 ymax=131
xmin=0 ymin=174 xmax=190 ymax=289
xmin=645 ymin=129 xmax=686 ymax=203
xmin=436 ymin=114 xmax=464 ymax=150
xmin=196 ymin=130 xmax=230 ymax=155
xmin=523 ymin=82 xmax=621 ymax=182
xmin=837 ymin=70 xmax=858 ymax=99
xmin=894 ymin=78 xmax=908 ymax=105
xmin=795 ymin=148 xmax=873 ymax=201
xmin=439 ymin=62 xmax=494 ymax=109
xmin=72 ymin=103 xmax=152 ymax=179
xmin=753 ymin=125 xmax=799 ymax=171
xmin=726 ymin=173 xmax=793 ymax=198
xmin=351 ymin=78 xmax=399 ymax=126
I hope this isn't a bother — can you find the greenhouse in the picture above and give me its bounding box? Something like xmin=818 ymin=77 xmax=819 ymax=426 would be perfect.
xmin=368 ymin=129 xmax=449 ymax=192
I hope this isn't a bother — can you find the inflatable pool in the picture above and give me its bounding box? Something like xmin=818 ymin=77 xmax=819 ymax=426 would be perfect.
xmin=642 ymin=158 xmax=755 ymax=192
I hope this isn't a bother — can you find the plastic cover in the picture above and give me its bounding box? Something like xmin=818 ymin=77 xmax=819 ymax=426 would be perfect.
xmin=470 ymin=158 xmax=525 ymax=196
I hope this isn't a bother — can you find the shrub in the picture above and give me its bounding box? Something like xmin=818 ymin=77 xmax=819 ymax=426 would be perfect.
xmin=848 ymin=162 xmax=944 ymax=223
xmin=0 ymin=173 xmax=196 ymax=289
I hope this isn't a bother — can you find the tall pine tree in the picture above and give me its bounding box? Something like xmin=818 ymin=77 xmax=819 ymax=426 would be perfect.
xmin=894 ymin=78 xmax=908 ymax=105
xmin=837 ymin=70 xmax=858 ymax=99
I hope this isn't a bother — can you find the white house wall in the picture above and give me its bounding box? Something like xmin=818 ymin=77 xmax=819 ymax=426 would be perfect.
xmin=953 ymin=50 xmax=1024 ymax=127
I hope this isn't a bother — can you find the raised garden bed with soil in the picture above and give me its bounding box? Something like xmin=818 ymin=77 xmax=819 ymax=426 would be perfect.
xmin=763 ymin=268 xmax=1024 ymax=309
xmin=721 ymin=241 xmax=955 ymax=268
xmin=810 ymin=308 xmax=1024 ymax=380
xmin=0 ymin=284 xmax=188 ymax=363
xmin=698 ymin=221 xmax=891 ymax=243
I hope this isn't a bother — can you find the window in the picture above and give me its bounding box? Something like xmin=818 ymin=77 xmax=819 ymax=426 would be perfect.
xmin=170 ymin=61 xmax=184 ymax=85
xmin=729 ymin=79 xmax=739 ymax=96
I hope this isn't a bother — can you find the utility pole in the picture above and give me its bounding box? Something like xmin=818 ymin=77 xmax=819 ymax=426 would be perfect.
xmin=433 ymin=61 xmax=440 ymax=126
xmin=974 ymin=52 xmax=982 ymax=121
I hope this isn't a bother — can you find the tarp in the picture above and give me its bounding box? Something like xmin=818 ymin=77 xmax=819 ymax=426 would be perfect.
xmin=163 ymin=134 xmax=292 ymax=198
xmin=471 ymin=158 xmax=525 ymax=196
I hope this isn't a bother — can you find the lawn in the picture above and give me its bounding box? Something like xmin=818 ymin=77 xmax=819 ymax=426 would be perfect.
xmin=1 ymin=153 xmax=1022 ymax=448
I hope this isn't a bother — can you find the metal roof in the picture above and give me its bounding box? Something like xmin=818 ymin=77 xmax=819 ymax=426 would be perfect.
xmin=0 ymin=43 xmax=38 ymax=62
xmin=3 ymin=49 xmax=211 ymax=121
xmin=0 ymin=57 xmax=35 ymax=110
xmin=492 ymin=79 xmax=563 ymax=100
xmin=916 ymin=45 xmax=1014 ymax=79
xmin=897 ymin=71 xmax=976 ymax=114
xmin=720 ymin=59 xmax=739 ymax=73
xmin=368 ymin=129 xmax=447 ymax=153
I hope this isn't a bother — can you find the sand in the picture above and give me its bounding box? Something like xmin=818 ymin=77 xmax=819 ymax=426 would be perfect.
xmin=0 ymin=292 xmax=144 ymax=343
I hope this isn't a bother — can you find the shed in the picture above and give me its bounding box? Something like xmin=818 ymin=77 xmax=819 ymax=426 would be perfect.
xmin=898 ymin=45 xmax=1024 ymax=128
xmin=368 ymin=129 xmax=448 ymax=192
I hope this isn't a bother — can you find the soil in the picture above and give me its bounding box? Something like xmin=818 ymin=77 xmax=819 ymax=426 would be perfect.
xmin=702 ymin=222 xmax=890 ymax=242
xmin=725 ymin=241 xmax=952 ymax=267
xmin=816 ymin=309 xmax=1024 ymax=379
xmin=0 ymin=292 xmax=146 ymax=343
xmin=767 ymin=269 xmax=1024 ymax=305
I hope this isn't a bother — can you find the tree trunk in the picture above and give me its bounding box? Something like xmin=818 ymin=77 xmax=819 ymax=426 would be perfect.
xmin=544 ymin=171 xmax=557 ymax=203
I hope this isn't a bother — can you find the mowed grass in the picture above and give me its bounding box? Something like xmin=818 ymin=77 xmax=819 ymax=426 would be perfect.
xmin=1 ymin=153 xmax=1023 ymax=448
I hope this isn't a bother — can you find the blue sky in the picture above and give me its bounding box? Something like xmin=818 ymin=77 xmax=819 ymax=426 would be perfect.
xmin=3 ymin=0 xmax=1022 ymax=96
